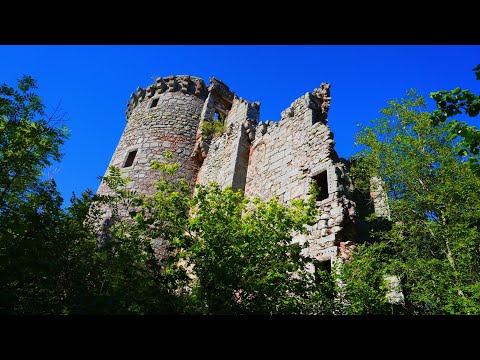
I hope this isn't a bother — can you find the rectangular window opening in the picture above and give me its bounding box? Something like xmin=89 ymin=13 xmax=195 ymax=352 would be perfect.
xmin=314 ymin=259 xmax=334 ymax=298
xmin=318 ymin=259 xmax=331 ymax=274
xmin=314 ymin=259 xmax=332 ymax=284
xmin=124 ymin=150 xmax=137 ymax=168
xmin=213 ymin=111 xmax=224 ymax=123
xmin=312 ymin=170 xmax=329 ymax=201
xmin=150 ymin=98 xmax=159 ymax=108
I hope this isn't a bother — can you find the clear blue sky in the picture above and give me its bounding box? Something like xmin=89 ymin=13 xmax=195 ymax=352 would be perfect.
xmin=0 ymin=45 xmax=478 ymax=204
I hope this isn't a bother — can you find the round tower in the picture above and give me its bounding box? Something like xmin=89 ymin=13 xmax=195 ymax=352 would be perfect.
xmin=96 ymin=75 xmax=209 ymax=198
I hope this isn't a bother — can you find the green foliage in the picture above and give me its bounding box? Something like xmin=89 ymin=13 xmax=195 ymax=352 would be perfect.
xmin=0 ymin=75 xmax=69 ymax=211
xmin=430 ymin=64 xmax=480 ymax=175
xmin=0 ymin=76 xmax=177 ymax=315
xmin=201 ymin=117 xmax=226 ymax=138
xmin=171 ymin=183 xmax=320 ymax=314
xmin=0 ymin=76 xmax=91 ymax=314
xmin=86 ymin=166 xmax=181 ymax=314
xmin=346 ymin=90 xmax=480 ymax=314
xmin=0 ymin=180 xmax=102 ymax=314
xmin=96 ymin=156 xmax=335 ymax=314
xmin=4 ymin=74 xmax=480 ymax=315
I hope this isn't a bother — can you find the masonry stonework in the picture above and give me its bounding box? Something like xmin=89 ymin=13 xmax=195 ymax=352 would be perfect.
xmin=97 ymin=75 xmax=209 ymax=199
xmin=97 ymin=75 xmax=368 ymax=267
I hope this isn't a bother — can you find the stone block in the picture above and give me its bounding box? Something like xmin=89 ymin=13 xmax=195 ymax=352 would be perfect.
xmin=330 ymin=206 xmax=344 ymax=217
xmin=290 ymin=185 xmax=305 ymax=199
xmin=334 ymin=215 xmax=344 ymax=226
xmin=320 ymin=213 xmax=330 ymax=220
xmin=331 ymin=226 xmax=342 ymax=233
xmin=384 ymin=275 xmax=405 ymax=305
xmin=318 ymin=220 xmax=327 ymax=229
xmin=268 ymin=159 xmax=284 ymax=171
xmin=315 ymin=246 xmax=338 ymax=261
xmin=318 ymin=233 xmax=335 ymax=244
xmin=291 ymin=234 xmax=306 ymax=245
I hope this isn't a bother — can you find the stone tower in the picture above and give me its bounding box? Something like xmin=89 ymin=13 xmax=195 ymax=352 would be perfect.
xmin=97 ymin=75 xmax=358 ymax=269
xmin=96 ymin=75 xmax=240 ymax=198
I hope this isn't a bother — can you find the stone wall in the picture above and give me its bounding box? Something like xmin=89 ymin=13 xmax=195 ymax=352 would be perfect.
xmin=195 ymin=81 xmax=357 ymax=267
xmin=97 ymin=75 xmax=207 ymax=199
xmin=196 ymin=97 xmax=259 ymax=191
xmin=242 ymin=84 xmax=356 ymax=266
xmin=370 ymin=176 xmax=391 ymax=219
xmin=97 ymin=75 xmax=359 ymax=267
xmin=95 ymin=76 xmax=208 ymax=256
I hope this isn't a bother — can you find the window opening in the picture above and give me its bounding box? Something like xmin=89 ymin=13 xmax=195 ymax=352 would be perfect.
xmin=150 ymin=98 xmax=159 ymax=108
xmin=312 ymin=170 xmax=329 ymax=201
xmin=124 ymin=150 xmax=137 ymax=168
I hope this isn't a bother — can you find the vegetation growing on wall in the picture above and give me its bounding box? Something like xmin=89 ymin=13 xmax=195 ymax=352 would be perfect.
xmin=201 ymin=117 xmax=226 ymax=139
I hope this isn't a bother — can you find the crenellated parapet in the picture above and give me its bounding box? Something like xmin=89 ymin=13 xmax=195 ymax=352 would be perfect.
xmin=125 ymin=75 xmax=208 ymax=121
xmin=100 ymin=75 xmax=364 ymax=268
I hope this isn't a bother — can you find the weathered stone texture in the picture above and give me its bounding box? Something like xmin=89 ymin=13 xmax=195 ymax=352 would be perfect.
xmin=97 ymin=83 xmax=205 ymax=199
xmin=370 ymin=176 xmax=391 ymax=219
xmin=243 ymin=86 xmax=356 ymax=265
xmin=96 ymin=76 xmax=208 ymax=257
xmin=97 ymin=75 xmax=361 ymax=266
xmin=196 ymin=97 xmax=259 ymax=191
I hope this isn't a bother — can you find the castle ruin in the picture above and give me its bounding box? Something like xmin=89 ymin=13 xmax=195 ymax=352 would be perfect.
xmin=96 ymin=75 xmax=365 ymax=269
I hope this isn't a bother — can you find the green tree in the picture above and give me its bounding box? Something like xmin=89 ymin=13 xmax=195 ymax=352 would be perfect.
xmin=0 ymin=183 xmax=101 ymax=314
xmin=343 ymin=90 xmax=480 ymax=314
xmin=430 ymin=64 xmax=480 ymax=175
xmin=96 ymin=152 xmax=335 ymax=315
xmin=87 ymin=165 xmax=180 ymax=314
xmin=0 ymin=75 xmax=68 ymax=210
xmin=0 ymin=76 xmax=66 ymax=313
xmin=0 ymin=76 xmax=108 ymax=314
xmin=174 ymin=183 xmax=323 ymax=314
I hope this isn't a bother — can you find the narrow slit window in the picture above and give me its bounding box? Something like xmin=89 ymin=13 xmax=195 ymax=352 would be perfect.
xmin=312 ymin=170 xmax=329 ymax=201
xmin=124 ymin=150 xmax=137 ymax=168
xmin=150 ymin=98 xmax=159 ymax=108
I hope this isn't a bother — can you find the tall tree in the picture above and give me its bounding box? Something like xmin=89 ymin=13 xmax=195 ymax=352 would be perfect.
xmin=0 ymin=76 xmax=100 ymax=314
xmin=0 ymin=75 xmax=68 ymax=210
xmin=430 ymin=64 xmax=480 ymax=175
xmin=342 ymin=90 xmax=480 ymax=314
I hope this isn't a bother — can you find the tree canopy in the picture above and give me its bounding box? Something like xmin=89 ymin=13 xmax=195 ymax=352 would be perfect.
xmin=430 ymin=64 xmax=480 ymax=175
xmin=343 ymin=90 xmax=480 ymax=314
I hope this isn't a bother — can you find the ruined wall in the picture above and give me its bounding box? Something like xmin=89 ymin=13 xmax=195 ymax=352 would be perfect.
xmin=196 ymin=97 xmax=259 ymax=191
xmin=194 ymin=82 xmax=357 ymax=267
xmin=370 ymin=176 xmax=391 ymax=219
xmin=97 ymin=75 xmax=360 ymax=266
xmin=242 ymin=84 xmax=356 ymax=266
